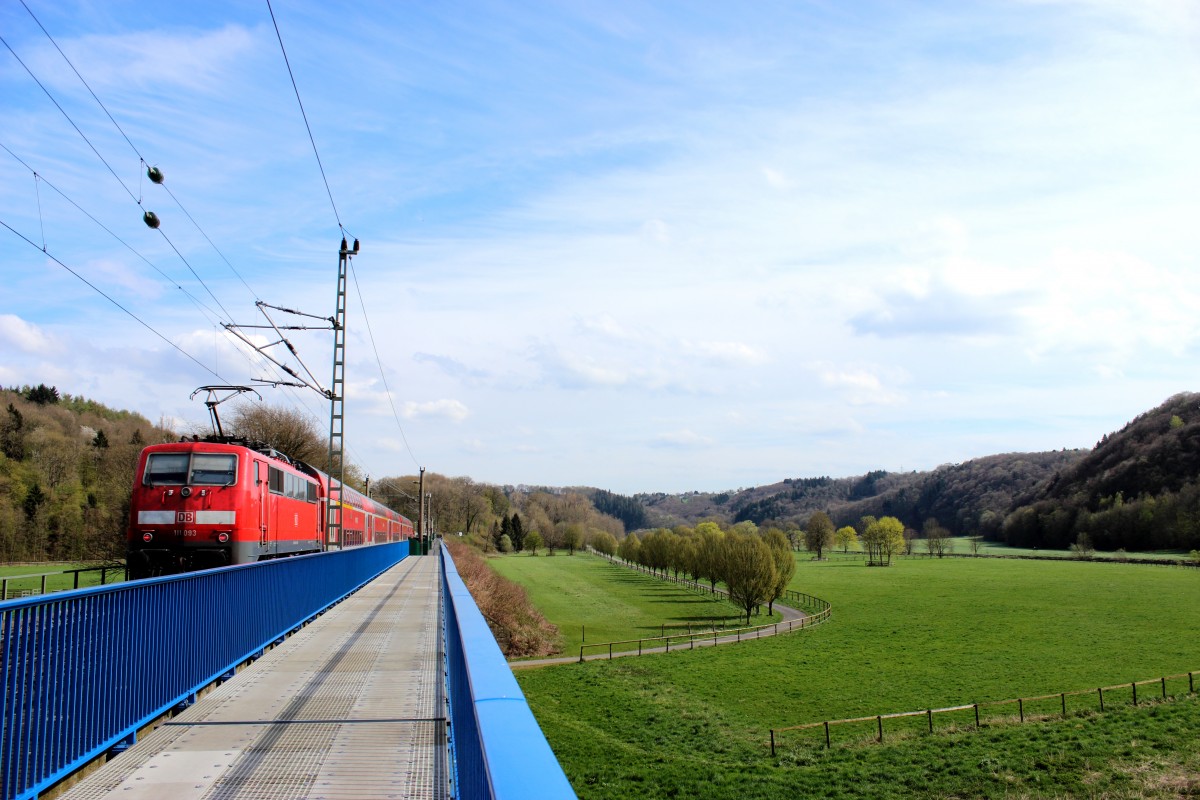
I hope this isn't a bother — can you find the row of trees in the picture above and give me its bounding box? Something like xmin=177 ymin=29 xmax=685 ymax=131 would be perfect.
xmin=605 ymin=521 xmax=795 ymax=623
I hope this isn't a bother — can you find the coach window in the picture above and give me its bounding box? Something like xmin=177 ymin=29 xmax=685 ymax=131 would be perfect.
xmin=144 ymin=453 xmax=190 ymax=485
xmin=191 ymin=453 xmax=237 ymax=485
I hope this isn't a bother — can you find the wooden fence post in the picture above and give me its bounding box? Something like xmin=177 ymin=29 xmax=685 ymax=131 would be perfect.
xmin=770 ymin=729 xmax=776 ymax=757
xmin=877 ymin=715 xmax=883 ymax=742
xmin=927 ymin=709 xmax=933 ymax=733
xmin=1098 ymin=687 xmax=1104 ymax=712
xmin=1018 ymin=698 xmax=1024 ymax=723
xmin=974 ymin=703 xmax=980 ymax=727
xmin=1061 ymin=693 xmax=1066 ymax=716
xmin=824 ymin=721 xmax=831 ymax=749
xmin=1132 ymin=682 xmax=1137 ymax=706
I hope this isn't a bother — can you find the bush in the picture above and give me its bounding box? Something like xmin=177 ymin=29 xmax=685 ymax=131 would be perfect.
xmin=445 ymin=540 xmax=560 ymax=657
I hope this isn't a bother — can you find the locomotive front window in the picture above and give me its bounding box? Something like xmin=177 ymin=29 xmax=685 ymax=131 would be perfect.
xmin=191 ymin=454 xmax=237 ymax=485
xmin=144 ymin=453 xmax=190 ymax=485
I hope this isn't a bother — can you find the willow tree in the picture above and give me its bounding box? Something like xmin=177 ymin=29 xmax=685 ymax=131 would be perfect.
xmin=720 ymin=531 xmax=777 ymax=624
xmin=764 ymin=528 xmax=795 ymax=614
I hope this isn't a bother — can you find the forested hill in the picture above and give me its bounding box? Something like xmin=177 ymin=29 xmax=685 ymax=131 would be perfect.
xmin=636 ymin=392 xmax=1200 ymax=553
xmin=0 ymin=385 xmax=174 ymax=562
xmin=636 ymin=450 xmax=1084 ymax=538
xmin=1004 ymin=392 xmax=1200 ymax=552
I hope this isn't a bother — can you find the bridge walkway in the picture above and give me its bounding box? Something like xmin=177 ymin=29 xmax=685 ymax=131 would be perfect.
xmin=61 ymin=554 xmax=447 ymax=800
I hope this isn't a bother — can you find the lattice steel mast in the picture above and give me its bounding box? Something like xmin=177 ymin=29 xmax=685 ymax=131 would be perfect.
xmin=327 ymin=237 xmax=358 ymax=549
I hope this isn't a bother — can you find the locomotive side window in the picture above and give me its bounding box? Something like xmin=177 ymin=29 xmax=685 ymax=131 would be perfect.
xmin=144 ymin=453 xmax=190 ymax=485
xmin=269 ymin=466 xmax=284 ymax=495
xmin=191 ymin=454 xmax=237 ymax=485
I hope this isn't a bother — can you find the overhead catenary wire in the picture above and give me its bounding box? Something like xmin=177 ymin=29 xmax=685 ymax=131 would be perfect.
xmin=265 ymin=0 xmax=343 ymax=233
xmin=1 ymin=217 xmax=230 ymax=385
xmin=0 ymin=33 xmax=139 ymax=205
xmin=266 ymin=0 xmax=423 ymax=472
xmin=1 ymin=139 xmax=227 ymax=324
xmin=18 ymin=0 xmax=261 ymax=306
xmin=348 ymin=260 xmax=422 ymax=470
xmin=1 ymin=9 xmax=321 ymax=457
xmin=1 ymin=29 xmax=242 ymax=329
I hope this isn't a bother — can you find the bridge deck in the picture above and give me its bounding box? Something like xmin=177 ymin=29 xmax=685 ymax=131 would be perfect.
xmin=62 ymin=554 xmax=447 ymax=800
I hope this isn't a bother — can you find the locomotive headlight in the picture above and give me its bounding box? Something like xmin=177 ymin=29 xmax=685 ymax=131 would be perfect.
xmin=142 ymin=532 xmax=154 ymax=543
xmin=217 ymin=532 xmax=230 ymax=543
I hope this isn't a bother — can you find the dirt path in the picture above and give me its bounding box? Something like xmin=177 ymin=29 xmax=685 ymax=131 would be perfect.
xmin=511 ymin=596 xmax=809 ymax=669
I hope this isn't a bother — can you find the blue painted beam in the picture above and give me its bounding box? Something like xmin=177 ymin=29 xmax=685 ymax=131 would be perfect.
xmin=440 ymin=544 xmax=576 ymax=799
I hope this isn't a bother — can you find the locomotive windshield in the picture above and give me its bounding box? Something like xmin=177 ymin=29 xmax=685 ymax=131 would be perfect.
xmin=144 ymin=452 xmax=237 ymax=486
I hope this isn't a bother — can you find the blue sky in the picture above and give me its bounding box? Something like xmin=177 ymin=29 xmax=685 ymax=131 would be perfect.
xmin=3 ymin=0 xmax=1199 ymax=494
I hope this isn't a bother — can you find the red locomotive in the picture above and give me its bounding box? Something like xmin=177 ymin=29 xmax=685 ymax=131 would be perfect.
xmin=126 ymin=437 xmax=414 ymax=578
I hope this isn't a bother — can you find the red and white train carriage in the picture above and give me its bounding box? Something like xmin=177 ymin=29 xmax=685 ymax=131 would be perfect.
xmin=126 ymin=437 xmax=413 ymax=578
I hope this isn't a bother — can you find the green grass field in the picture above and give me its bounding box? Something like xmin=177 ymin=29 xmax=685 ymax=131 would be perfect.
xmin=827 ymin=538 xmax=1191 ymax=561
xmin=488 ymin=553 xmax=780 ymax=658
xmin=511 ymin=553 xmax=1200 ymax=798
xmin=0 ymin=562 xmax=124 ymax=599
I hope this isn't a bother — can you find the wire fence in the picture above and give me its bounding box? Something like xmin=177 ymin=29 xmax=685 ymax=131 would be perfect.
xmin=581 ymin=551 xmax=831 ymax=662
xmin=769 ymin=669 xmax=1199 ymax=755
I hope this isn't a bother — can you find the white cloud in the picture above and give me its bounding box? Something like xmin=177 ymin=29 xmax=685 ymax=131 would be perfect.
xmin=817 ymin=365 xmax=906 ymax=406
xmin=683 ymin=340 xmax=769 ymax=367
xmin=0 ymin=315 xmax=59 ymax=355
xmin=401 ymin=399 xmax=470 ymax=422
xmin=31 ymin=24 xmax=259 ymax=95
xmin=651 ymin=430 xmax=713 ymax=449
xmin=761 ymin=167 xmax=791 ymax=189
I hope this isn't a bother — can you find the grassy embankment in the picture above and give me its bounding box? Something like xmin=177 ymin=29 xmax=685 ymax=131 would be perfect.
xmin=488 ymin=553 xmax=780 ymax=659
xmin=511 ymin=553 xmax=1200 ymax=798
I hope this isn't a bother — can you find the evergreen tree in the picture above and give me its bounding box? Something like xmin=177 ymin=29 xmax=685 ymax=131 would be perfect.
xmin=23 ymin=483 xmax=46 ymax=521
xmin=510 ymin=513 xmax=525 ymax=552
xmin=2 ymin=403 xmax=24 ymax=460
xmin=25 ymin=384 xmax=60 ymax=405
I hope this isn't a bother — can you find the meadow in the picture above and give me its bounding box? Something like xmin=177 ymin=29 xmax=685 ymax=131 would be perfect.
xmin=489 ymin=553 xmax=779 ymax=658
xmin=511 ymin=553 xmax=1200 ymax=798
xmin=0 ymin=562 xmax=122 ymax=599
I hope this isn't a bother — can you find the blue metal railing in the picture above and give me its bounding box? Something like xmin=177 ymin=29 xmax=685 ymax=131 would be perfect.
xmin=440 ymin=543 xmax=576 ymax=799
xmin=0 ymin=542 xmax=408 ymax=800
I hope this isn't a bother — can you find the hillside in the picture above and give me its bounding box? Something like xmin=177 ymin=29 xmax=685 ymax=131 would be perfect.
xmin=635 ymin=393 xmax=1200 ymax=554
xmin=636 ymin=450 xmax=1085 ymax=537
xmin=0 ymin=384 xmax=175 ymax=562
xmin=1004 ymin=392 xmax=1200 ymax=551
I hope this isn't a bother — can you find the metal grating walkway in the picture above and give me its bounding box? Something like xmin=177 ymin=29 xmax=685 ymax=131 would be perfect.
xmin=62 ymin=554 xmax=448 ymax=800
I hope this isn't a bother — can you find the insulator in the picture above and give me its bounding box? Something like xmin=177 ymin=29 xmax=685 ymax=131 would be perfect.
xmin=147 ymin=165 xmax=164 ymax=184
xmin=143 ymin=211 xmax=160 ymax=229
xmin=340 ymin=237 xmax=348 ymax=252
xmin=352 ymin=239 xmax=360 ymax=253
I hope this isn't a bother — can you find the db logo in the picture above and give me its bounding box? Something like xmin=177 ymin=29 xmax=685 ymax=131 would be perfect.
xmin=177 ymin=512 xmax=195 ymax=523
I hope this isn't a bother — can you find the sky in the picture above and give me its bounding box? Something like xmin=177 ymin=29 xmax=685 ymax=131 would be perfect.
xmin=2 ymin=0 xmax=1200 ymax=495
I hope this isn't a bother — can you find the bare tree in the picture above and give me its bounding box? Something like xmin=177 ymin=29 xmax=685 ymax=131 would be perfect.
xmin=923 ymin=518 xmax=951 ymax=558
xmin=803 ymin=511 xmax=835 ymax=560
